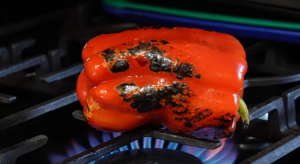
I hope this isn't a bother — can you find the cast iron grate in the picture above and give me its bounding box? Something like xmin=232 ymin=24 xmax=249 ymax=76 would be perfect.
xmin=0 ymin=2 xmax=300 ymax=164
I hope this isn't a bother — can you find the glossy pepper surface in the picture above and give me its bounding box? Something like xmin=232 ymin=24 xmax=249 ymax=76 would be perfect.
xmin=76 ymin=27 xmax=248 ymax=138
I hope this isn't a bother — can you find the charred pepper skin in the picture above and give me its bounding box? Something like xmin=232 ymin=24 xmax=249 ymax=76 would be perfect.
xmin=76 ymin=27 xmax=247 ymax=138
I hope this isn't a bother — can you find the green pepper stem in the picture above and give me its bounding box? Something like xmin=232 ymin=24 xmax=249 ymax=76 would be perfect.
xmin=239 ymin=96 xmax=249 ymax=128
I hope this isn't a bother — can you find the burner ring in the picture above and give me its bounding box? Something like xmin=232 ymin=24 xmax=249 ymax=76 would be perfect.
xmin=94 ymin=148 xmax=203 ymax=164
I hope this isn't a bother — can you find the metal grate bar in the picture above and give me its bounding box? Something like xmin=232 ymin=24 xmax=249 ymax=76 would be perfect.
xmin=0 ymin=135 xmax=48 ymax=164
xmin=282 ymin=84 xmax=300 ymax=130
xmin=40 ymin=63 xmax=83 ymax=83
xmin=0 ymin=93 xmax=16 ymax=104
xmin=240 ymin=131 xmax=300 ymax=164
xmin=72 ymin=110 xmax=86 ymax=122
xmin=151 ymin=129 xmax=221 ymax=149
xmin=48 ymin=48 xmax=67 ymax=72
xmin=56 ymin=130 xmax=152 ymax=164
xmin=0 ymin=55 xmax=50 ymax=78
xmin=10 ymin=39 xmax=35 ymax=63
xmin=248 ymin=97 xmax=290 ymax=140
xmin=244 ymin=74 xmax=300 ymax=88
xmin=0 ymin=91 xmax=77 ymax=131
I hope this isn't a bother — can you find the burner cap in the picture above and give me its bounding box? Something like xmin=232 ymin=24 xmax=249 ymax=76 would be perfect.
xmin=94 ymin=148 xmax=203 ymax=164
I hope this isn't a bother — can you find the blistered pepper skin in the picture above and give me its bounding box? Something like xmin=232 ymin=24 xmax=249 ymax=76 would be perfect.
xmin=76 ymin=27 xmax=247 ymax=138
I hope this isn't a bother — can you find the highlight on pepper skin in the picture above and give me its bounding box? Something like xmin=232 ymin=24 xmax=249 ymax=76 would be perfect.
xmin=76 ymin=27 xmax=248 ymax=138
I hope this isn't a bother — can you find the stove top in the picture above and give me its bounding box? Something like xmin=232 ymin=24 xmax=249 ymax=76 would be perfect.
xmin=1 ymin=1 xmax=300 ymax=164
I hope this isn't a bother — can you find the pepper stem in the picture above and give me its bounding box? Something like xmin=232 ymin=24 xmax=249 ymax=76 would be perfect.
xmin=239 ymin=96 xmax=249 ymax=128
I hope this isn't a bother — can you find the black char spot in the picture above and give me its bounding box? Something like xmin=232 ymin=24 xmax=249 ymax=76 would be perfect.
xmin=102 ymin=49 xmax=115 ymax=62
xmin=116 ymin=82 xmax=190 ymax=113
xmin=111 ymin=59 xmax=130 ymax=73
xmin=185 ymin=122 xmax=193 ymax=128
xmin=184 ymin=117 xmax=189 ymax=120
xmin=218 ymin=115 xmax=231 ymax=123
xmin=160 ymin=40 xmax=169 ymax=45
xmin=173 ymin=108 xmax=189 ymax=115
xmin=145 ymin=47 xmax=172 ymax=72
xmin=128 ymin=42 xmax=151 ymax=56
xmin=128 ymin=42 xmax=172 ymax=73
xmin=129 ymin=84 xmax=164 ymax=113
xmin=151 ymin=40 xmax=157 ymax=42
xmin=173 ymin=63 xmax=194 ymax=79
xmin=104 ymin=41 xmax=198 ymax=79
xmin=120 ymin=51 xmax=129 ymax=56
xmin=184 ymin=109 xmax=212 ymax=128
xmin=116 ymin=83 xmax=138 ymax=98
xmin=174 ymin=117 xmax=183 ymax=121
xmin=180 ymin=98 xmax=187 ymax=102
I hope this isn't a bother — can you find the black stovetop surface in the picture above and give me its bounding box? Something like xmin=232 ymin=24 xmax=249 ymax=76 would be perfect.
xmin=1 ymin=1 xmax=300 ymax=164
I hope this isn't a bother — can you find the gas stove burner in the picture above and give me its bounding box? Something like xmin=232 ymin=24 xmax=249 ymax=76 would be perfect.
xmin=1 ymin=1 xmax=300 ymax=164
xmin=94 ymin=149 xmax=203 ymax=164
xmin=55 ymin=124 xmax=222 ymax=164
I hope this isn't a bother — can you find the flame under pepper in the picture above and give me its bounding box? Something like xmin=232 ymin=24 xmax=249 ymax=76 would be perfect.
xmin=76 ymin=27 xmax=248 ymax=138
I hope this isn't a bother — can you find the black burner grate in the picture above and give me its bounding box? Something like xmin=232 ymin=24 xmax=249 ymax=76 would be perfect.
xmin=0 ymin=1 xmax=300 ymax=164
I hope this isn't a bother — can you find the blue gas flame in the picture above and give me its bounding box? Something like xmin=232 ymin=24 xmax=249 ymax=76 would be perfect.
xmin=69 ymin=139 xmax=86 ymax=155
xmin=167 ymin=142 xmax=179 ymax=150
xmin=102 ymin=132 xmax=111 ymax=142
xmin=196 ymin=139 xmax=237 ymax=164
xmin=88 ymin=132 xmax=101 ymax=147
xmin=143 ymin=137 xmax=152 ymax=148
xmin=49 ymin=131 xmax=237 ymax=164
xmin=154 ymin=139 xmax=164 ymax=148
xmin=130 ymin=140 xmax=140 ymax=149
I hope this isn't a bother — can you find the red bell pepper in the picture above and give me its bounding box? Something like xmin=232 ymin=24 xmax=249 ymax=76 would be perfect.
xmin=76 ymin=27 xmax=248 ymax=138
